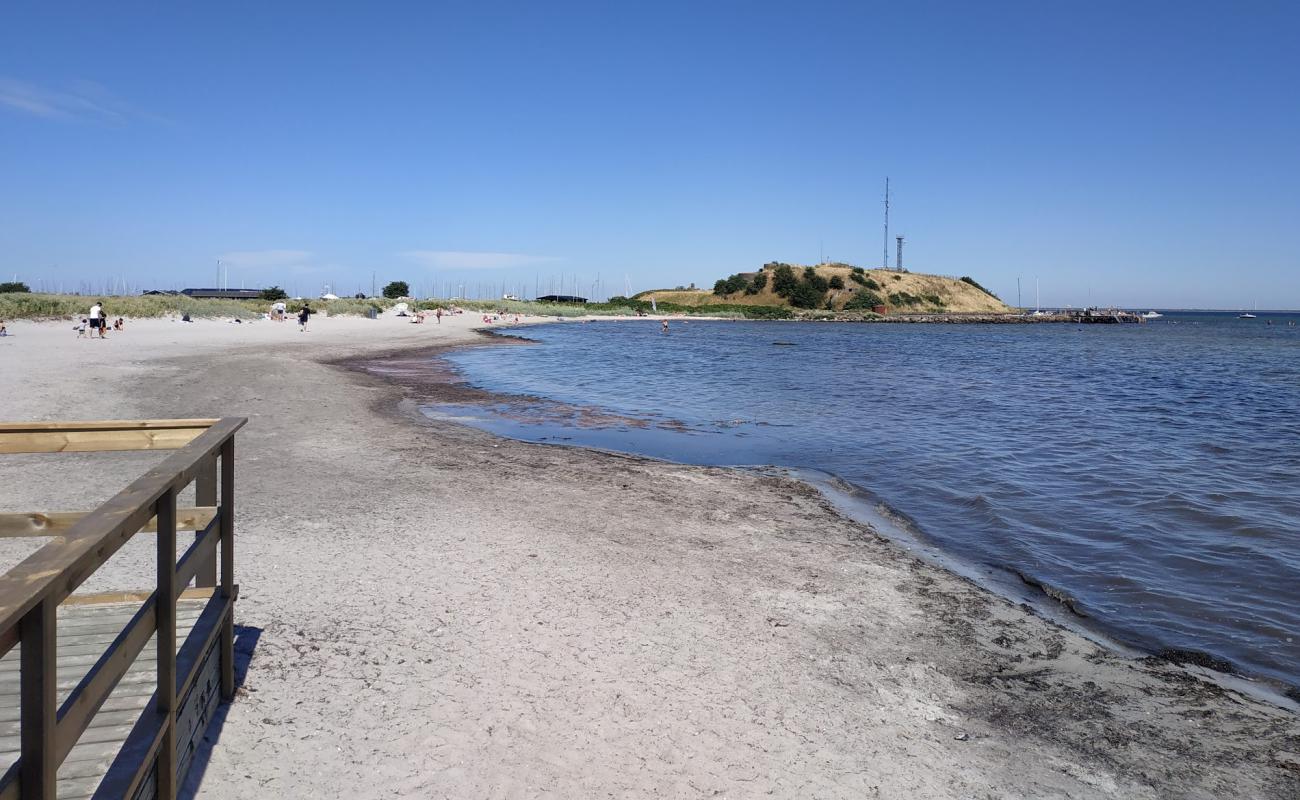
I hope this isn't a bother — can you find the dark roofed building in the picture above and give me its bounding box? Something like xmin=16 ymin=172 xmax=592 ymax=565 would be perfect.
xmin=181 ymin=288 xmax=264 ymax=299
xmin=535 ymin=294 xmax=587 ymax=304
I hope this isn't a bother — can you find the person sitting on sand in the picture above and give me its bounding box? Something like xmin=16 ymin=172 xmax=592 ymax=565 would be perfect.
xmin=113 ymin=317 xmax=124 ymax=331
xmin=298 ymin=303 xmax=312 ymax=332
xmin=0 ymin=320 xmax=7 ymax=337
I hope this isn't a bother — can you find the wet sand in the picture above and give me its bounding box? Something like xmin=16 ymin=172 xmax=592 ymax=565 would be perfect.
xmin=0 ymin=314 xmax=1297 ymax=798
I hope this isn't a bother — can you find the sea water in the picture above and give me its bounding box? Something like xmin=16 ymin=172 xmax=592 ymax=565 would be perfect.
xmin=430 ymin=313 xmax=1300 ymax=689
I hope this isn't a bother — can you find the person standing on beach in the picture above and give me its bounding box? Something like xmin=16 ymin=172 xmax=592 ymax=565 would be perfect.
xmin=298 ymin=303 xmax=312 ymax=332
xmin=435 ymin=307 xmax=442 ymax=324
xmin=88 ymin=300 xmax=107 ymax=339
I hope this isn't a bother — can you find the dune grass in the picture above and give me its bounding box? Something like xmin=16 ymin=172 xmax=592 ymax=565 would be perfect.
xmin=0 ymin=293 xmax=402 ymax=321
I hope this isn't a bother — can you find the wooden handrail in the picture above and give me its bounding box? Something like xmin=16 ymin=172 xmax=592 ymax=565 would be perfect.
xmin=0 ymin=417 xmax=245 ymax=800
xmin=0 ymin=418 xmax=245 ymax=641
xmin=0 ymin=419 xmax=221 ymax=455
xmin=0 ymin=507 xmax=217 ymax=538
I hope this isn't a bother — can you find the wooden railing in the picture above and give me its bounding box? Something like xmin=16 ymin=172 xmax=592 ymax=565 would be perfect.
xmin=0 ymin=418 xmax=246 ymax=800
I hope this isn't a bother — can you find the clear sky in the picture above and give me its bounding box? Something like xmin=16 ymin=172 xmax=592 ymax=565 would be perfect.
xmin=1 ymin=1 xmax=1296 ymax=307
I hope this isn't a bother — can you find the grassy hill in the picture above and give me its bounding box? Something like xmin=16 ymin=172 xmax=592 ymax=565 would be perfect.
xmin=638 ymin=263 xmax=1010 ymax=314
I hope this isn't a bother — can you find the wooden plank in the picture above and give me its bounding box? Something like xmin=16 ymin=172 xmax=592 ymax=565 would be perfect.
xmin=0 ymin=508 xmax=216 ymax=539
xmin=0 ymin=421 xmax=218 ymax=434
xmin=0 ymin=428 xmax=209 ymax=455
xmin=194 ymin=456 xmax=218 ymax=589
xmin=175 ymin=595 xmax=230 ymax=705
xmin=173 ymin=519 xmax=219 ymax=597
xmin=219 ymin=438 xmax=235 ymax=702
xmin=0 ymin=418 xmax=246 ymax=640
xmin=20 ymin=597 xmax=57 ymax=800
xmin=88 ymin=695 xmax=164 ymax=800
xmin=61 ymin=588 xmax=215 ymax=609
xmin=155 ymin=491 xmax=177 ymax=800
xmin=54 ymin=598 xmax=157 ymax=764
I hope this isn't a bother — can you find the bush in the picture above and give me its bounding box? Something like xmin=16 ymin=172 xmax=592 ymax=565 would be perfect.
xmin=260 ymin=286 xmax=289 ymax=301
xmin=888 ymin=291 xmax=923 ymax=306
xmin=959 ymin=276 xmax=999 ymax=298
xmin=382 ymin=281 xmax=410 ymax=299
xmin=788 ymin=282 xmax=825 ymax=309
xmin=771 ymin=264 xmax=798 ymax=297
xmin=713 ymin=273 xmax=752 ymax=295
xmin=923 ymin=293 xmax=946 ymax=306
xmin=844 ymin=291 xmax=884 ymax=310
xmin=851 ymin=266 xmax=865 ymax=275
xmin=745 ymin=273 xmax=768 ymax=294
xmin=828 ymin=275 xmax=844 ymax=290
xmin=0 ymin=281 xmax=30 ymax=293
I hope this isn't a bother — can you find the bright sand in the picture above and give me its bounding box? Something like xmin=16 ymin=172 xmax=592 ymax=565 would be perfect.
xmin=0 ymin=312 xmax=1297 ymax=798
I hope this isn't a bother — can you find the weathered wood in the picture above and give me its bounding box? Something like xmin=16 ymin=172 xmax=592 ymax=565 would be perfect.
xmin=0 ymin=420 xmax=219 ymax=433
xmin=0 ymin=417 xmax=245 ymax=645
xmin=0 ymin=508 xmax=216 ymax=539
xmin=54 ymin=598 xmax=157 ymax=764
xmin=176 ymin=594 xmax=231 ymax=704
xmin=219 ymin=439 xmax=235 ymax=702
xmin=0 ymin=428 xmax=209 ymax=455
xmin=155 ymin=492 xmax=177 ymax=800
xmin=19 ymin=597 xmax=56 ymax=800
xmin=194 ymin=456 xmax=218 ymax=588
xmin=173 ymin=518 xmax=220 ymax=596
xmin=0 ymin=417 xmax=243 ymax=798
xmin=61 ymin=588 xmax=215 ymax=608
xmin=0 ymin=420 xmax=219 ymax=456
xmin=91 ymin=695 xmax=165 ymax=800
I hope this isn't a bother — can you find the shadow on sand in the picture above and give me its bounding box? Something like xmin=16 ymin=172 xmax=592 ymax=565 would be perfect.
xmin=178 ymin=625 xmax=263 ymax=800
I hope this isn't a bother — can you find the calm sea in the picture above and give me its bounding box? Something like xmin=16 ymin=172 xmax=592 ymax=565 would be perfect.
xmin=430 ymin=313 xmax=1300 ymax=689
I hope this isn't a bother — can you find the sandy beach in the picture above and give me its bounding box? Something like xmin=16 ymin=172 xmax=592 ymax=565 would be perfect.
xmin=1 ymin=312 xmax=1297 ymax=799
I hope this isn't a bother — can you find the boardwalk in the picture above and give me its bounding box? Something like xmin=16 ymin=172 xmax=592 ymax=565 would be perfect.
xmin=0 ymin=419 xmax=244 ymax=800
xmin=0 ymin=599 xmax=208 ymax=799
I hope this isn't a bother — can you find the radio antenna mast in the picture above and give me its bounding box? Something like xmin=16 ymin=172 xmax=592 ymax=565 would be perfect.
xmin=882 ymin=177 xmax=890 ymax=270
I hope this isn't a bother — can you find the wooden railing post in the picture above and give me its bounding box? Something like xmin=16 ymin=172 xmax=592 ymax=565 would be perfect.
xmin=19 ymin=597 xmax=56 ymax=800
xmin=194 ymin=454 xmax=218 ymax=588
xmin=156 ymin=489 xmax=178 ymax=800
xmin=219 ymin=438 xmax=236 ymax=701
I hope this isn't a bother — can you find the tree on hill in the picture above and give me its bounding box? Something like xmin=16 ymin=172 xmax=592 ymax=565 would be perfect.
xmin=745 ymin=273 xmax=767 ymax=294
xmin=788 ymin=282 xmax=825 ymax=309
xmin=382 ymin=280 xmax=410 ymax=299
xmin=844 ymin=290 xmax=885 ymax=310
xmin=712 ymin=273 xmax=751 ymax=295
xmin=959 ymin=276 xmax=999 ymax=299
xmin=828 ymin=275 xmax=844 ymax=290
xmin=771 ymin=264 xmax=798 ymax=297
xmin=0 ymin=281 xmax=30 ymax=293
xmin=260 ymin=285 xmax=289 ymax=301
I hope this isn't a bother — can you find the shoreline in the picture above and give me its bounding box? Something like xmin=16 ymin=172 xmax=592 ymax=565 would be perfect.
xmin=2 ymin=316 xmax=1298 ymax=797
xmin=369 ymin=332 xmax=1300 ymax=707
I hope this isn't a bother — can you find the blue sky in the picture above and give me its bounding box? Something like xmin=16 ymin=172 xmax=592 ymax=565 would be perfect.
xmin=1 ymin=1 xmax=1296 ymax=307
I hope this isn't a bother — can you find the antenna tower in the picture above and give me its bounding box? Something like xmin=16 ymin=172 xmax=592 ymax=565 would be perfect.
xmin=882 ymin=177 xmax=890 ymax=270
xmin=896 ymin=236 xmax=904 ymax=271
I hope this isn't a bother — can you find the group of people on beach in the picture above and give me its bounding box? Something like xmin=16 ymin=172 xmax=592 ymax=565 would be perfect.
xmin=75 ymin=301 xmax=125 ymax=339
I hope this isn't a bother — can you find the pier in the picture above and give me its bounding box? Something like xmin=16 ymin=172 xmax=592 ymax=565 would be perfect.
xmin=0 ymin=419 xmax=245 ymax=799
